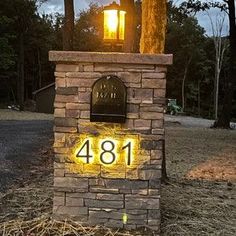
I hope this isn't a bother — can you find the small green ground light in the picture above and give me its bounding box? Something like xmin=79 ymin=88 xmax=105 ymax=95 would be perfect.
xmin=123 ymin=213 xmax=128 ymax=224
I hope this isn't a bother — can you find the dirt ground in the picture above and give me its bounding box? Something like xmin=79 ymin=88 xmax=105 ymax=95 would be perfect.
xmin=162 ymin=126 xmax=236 ymax=235
xmin=0 ymin=109 xmax=53 ymax=120
xmin=0 ymin=116 xmax=235 ymax=235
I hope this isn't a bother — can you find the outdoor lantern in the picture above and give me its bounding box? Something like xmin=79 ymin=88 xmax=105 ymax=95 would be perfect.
xmin=103 ymin=1 xmax=126 ymax=43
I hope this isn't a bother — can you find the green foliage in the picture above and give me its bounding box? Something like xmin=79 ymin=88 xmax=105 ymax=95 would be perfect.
xmin=0 ymin=15 xmax=15 ymax=70
xmin=0 ymin=0 xmax=62 ymax=106
xmin=74 ymin=4 xmax=103 ymax=51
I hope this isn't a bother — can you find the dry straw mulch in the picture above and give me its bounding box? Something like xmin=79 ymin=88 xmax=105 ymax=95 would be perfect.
xmin=161 ymin=179 xmax=236 ymax=236
xmin=0 ymin=217 xmax=139 ymax=236
xmin=0 ymin=126 xmax=236 ymax=235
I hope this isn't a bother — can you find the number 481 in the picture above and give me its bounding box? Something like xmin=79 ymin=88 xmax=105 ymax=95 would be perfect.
xmin=76 ymin=139 xmax=132 ymax=165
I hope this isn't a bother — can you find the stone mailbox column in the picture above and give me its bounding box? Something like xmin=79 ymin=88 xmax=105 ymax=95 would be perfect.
xmin=50 ymin=51 xmax=172 ymax=233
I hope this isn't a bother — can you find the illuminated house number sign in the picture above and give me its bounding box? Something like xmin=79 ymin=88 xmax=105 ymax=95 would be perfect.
xmin=75 ymin=138 xmax=136 ymax=166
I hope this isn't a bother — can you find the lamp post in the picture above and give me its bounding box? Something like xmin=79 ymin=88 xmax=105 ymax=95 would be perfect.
xmin=103 ymin=1 xmax=126 ymax=51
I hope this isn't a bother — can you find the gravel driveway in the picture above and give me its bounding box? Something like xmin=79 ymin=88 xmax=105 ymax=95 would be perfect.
xmin=0 ymin=120 xmax=53 ymax=193
xmin=165 ymin=114 xmax=236 ymax=129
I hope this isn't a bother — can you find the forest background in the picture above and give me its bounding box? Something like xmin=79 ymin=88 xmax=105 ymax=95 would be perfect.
xmin=0 ymin=0 xmax=235 ymax=121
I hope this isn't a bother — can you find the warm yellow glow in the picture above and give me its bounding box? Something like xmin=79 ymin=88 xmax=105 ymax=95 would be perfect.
xmin=123 ymin=213 xmax=128 ymax=224
xmin=104 ymin=8 xmax=126 ymax=41
xmin=119 ymin=11 xmax=126 ymax=40
xmin=104 ymin=10 xmax=118 ymax=40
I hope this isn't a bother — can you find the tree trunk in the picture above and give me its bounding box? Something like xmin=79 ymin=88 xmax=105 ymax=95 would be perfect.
xmin=140 ymin=0 xmax=167 ymax=54
xmin=63 ymin=0 xmax=74 ymax=50
xmin=214 ymin=0 xmax=236 ymax=128
xmin=198 ymin=79 xmax=201 ymax=117
xmin=37 ymin=49 xmax=42 ymax=88
xmin=214 ymin=58 xmax=220 ymax=120
xmin=120 ymin=0 xmax=135 ymax=52
xmin=17 ymin=33 xmax=24 ymax=110
xmin=182 ymin=57 xmax=192 ymax=111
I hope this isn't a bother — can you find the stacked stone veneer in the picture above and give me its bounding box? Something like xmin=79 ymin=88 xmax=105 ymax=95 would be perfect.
xmin=49 ymin=51 xmax=172 ymax=233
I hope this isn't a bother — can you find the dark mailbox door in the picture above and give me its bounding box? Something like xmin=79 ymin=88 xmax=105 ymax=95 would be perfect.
xmin=90 ymin=75 xmax=127 ymax=123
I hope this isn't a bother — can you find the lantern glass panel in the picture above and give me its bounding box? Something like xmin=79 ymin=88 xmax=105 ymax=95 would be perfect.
xmin=119 ymin=11 xmax=126 ymax=40
xmin=104 ymin=9 xmax=118 ymax=40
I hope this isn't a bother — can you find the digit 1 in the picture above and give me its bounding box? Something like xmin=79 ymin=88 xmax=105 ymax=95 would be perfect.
xmin=76 ymin=140 xmax=93 ymax=164
xmin=122 ymin=142 xmax=131 ymax=165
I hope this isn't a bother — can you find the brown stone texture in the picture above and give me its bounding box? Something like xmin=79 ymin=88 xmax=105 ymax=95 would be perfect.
xmin=51 ymin=52 xmax=172 ymax=233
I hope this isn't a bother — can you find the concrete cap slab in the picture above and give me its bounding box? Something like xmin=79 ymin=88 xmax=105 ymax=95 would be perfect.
xmin=49 ymin=51 xmax=173 ymax=65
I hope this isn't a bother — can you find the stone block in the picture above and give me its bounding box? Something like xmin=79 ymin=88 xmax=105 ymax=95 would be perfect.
xmin=94 ymin=63 xmax=124 ymax=72
xmin=89 ymin=178 xmax=105 ymax=186
xmin=80 ymin=111 xmax=90 ymax=119
xmin=127 ymin=104 xmax=139 ymax=113
xmin=56 ymin=64 xmax=80 ymax=72
xmin=139 ymin=169 xmax=162 ymax=180
xmin=67 ymin=192 xmax=96 ymax=199
xmin=140 ymin=105 xmax=163 ymax=113
xmin=56 ymin=78 xmax=66 ymax=87
xmin=53 ymin=196 xmax=65 ymax=206
xmin=66 ymin=109 xmax=80 ymax=118
xmin=88 ymin=217 xmax=108 ymax=225
xmin=78 ymin=92 xmax=90 ymax=103
xmin=142 ymin=73 xmax=165 ymax=79
xmin=140 ymin=112 xmax=163 ymax=120
xmin=148 ymin=219 xmax=160 ymax=226
xmin=140 ymin=140 xmax=162 ymax=150
xmin=53 ymin=206 xmax=88 ymax=216
xmin=65 ymin=72 xmax=101 ymax=78
xmin=101 ymin=166 xmax=126 ymax=179
xmin=54 ymin=177 xmax=88 ymax=189
xmin=54 ymin=126 xmax=77 ymax=133
xmin=122 ymin=119 xmax=134 ymax=129
xmin=126 ymin=113 xmax=139 ymax=119
xmin=54 ymin=154 xmax=66 ymax=163
xmin=134 ymin=119 xmax=151 ymax=128
xmin=152 ymin=120 xmax=164 ymax=129
xmin=54 ymin=168 xmax=65 ymax=177
xmin=54 ymin=133 xmax=65 ymax=143
xmin=83 ymin=63 xmax=94 ymax=72
xmin=154 ymin=89 xmax=166 ymax=98
xmin=131 ymin=189 xmax=148 ymax=195
xmin=66 ymin=197 xmax=84 ymax=206
xmin=153 ymin=97 xmax=166 ymax=105
xmin=54 ymin=102 xmax=66 ymax=108
xmin=105 ymin=220 xmax=124 ymax=228
xmin=150 ymin=159 xmax=162 ymax=165
xmin=155 ymin=66 xmax=167 ymax=73
xmin=66 ymin=78 xmax=96 ymax=87
xmin=151 ymin=150 xmax=163 ymax=160
xmin=89 ymin=209 xmax=122 ymax=220
xmin=117 ymin=72 xmax=141 ymax=83
xmin=55 ymin=72 xmax=66 ymax=77
xmin=148 ymin=189 xmax=160 ymax=197
xmin=142 ymin=79 xmax=166 ymax=89
xmin=55 ymin=95 xmax=78 ymax=103
xmin=57 ymin=87 xmax=78 ymax=95
xmin=54 ymin=118 xmax=77 ymax=127
xmin=125 ymin=196 xmax=160 ymax=210
xmin=96 ymin=194 xmax=123 ymax=201
xmin=54 ymin=108 xmax=65 ymax=118
xmin=90 ymin=187 xmax=119 ymax=194
xmin=149 ymin=179 xmax=161 ymax=188
xmin=152 ymin=129 xmax=164 ymax=135
xmin=85 ymin=199 xmax=124 ymax=209
xmin=54 ymin=147 xmax=70 ymax=154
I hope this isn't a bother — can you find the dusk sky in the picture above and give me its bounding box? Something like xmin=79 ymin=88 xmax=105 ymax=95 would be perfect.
xmin=38 ymin=0 xmax=229 ymax=36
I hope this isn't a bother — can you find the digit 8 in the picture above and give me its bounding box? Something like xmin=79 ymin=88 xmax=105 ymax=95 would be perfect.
xmin=100 ymin=140 xmax=116 ymax=164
